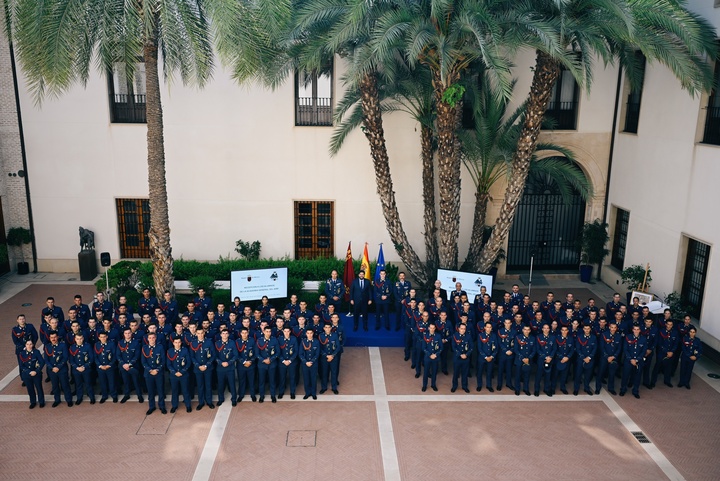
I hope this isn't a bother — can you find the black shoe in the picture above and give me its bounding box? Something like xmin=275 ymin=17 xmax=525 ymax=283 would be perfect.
xmin=332 ymin=389 xmax=339 ymax=395
xmin=160 ymin=408 xmax=167 ymax=414
xmin=236 ymin=397 xmax=243 ymax=403
xmin=187 ymin=407 xmax=192 ymax=413
xmin=319 ymin=389 xmax=327 ymax=394
xmin=515 ymin=390 xmax=520 ymax=396
xmin=534 ymin=391 xmax=539 ymax=397
xmin=22 ymin=382 xmax=26 ymax=387
xmin=251 ymin=396 xmax=257 ymax=402
xmin=619 ymin=391 xmax=626 ymax=397
xmin=312 ymin=395 xmax=317 ymax=400
xmin=664 ymin=382 xmax=673 ymax=388
xmin=496 ymin=385 xmax=502 ymax=391
xmin=442 ymin=371 xmax=449 ymax=376
xmin=411 ymin=365 xmax=416 ymax=369
xmin=414 ymin=373 xmax=420 ymax=378
xmin=561 ymin=389 xmax=568 ymax=395
xmin=52 ymin=401 xmax=60 ymax=408
xmin=217 ymin=401 xmax=223 ymax=406
xmin=573 ymin=390 xmax=579 ymax=396
xmin=67 ymin=401 xmax=73 ymax=407
xmin=76 ymin=399 xmax=83 ymax=405
xmin=278 ymin=393 xmax=284 ymax=399
xmin=290 ymin=394 xmax=295 ymax=400
xmin=170 ymin=407 xmax=177 ymax=414
xmin=45 ymin=377 xmax=50 ymax=383
xmin=208 ymin=404 xmax=215 ymax=409
xmin=648 ymin=383 xmax=655 ymax=389
xmin=685 ymin=385 xmax=691 ymax=390
xmin=271 ymin=396 xmax=277 ymax=403
xmin=99 ymin=398 xmax=107 ymax=404
xmin=196 ymin=404 xmax=204 ymax=411
xmin=431 ymin=386 xmax=438 ymax=392
xmin=422 ymin=386 xmax=427 ymax=392
xmin=451 ymin=387 xmax=457 ymax=393
xmin=463 ymin=388 xmax=470 ymax=393
xmin=633 ymin=393 xmax=640 ymax=399
xmin=476 ymin=387 xmax=482 ymax=392
xmin=29 ymin=403 xmax=36 ymax=409
xmin=89 ymin=398 xmax=95 ymax=405
xmin=39 ymin=403 xmax=45 ymax=408
xmin=112 ymin=398 xmax=118 ymax=403
xmin=259 ymin=398 xmax=264 ymax=403
xmin=231 ymin=401 xmax=237 ymax=407
xmin=595 ymin=389 xmax=601 ymax=395
xmin=585 ymin=389 xmax=593 ymax=396
xmin=404 ymin=357 xmax=410 ymax=362
xmin=146 ymin=408 xmax=155 ymax=415
xmin=138 ymin=396 xmax=144 ymax=403
xmin=609 ymin=390 xmax=617 ymax=395
xmin=547 ymin=391 xmax=553 ymax=397
xmin=524 ymin=390 xmax=531 ymax=396
xmin=487 ymin=387 xmax=494 ymax=393
xmin=303 ymin=394 xmax=310 ymax=399
xmin=643 ymin=383 xmax=652 ymax=389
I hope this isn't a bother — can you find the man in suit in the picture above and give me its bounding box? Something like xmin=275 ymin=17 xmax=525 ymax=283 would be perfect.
xmin=350 ymin=270 xmax=372 ymax=331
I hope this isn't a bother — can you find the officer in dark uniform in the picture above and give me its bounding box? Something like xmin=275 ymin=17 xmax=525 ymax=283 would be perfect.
xmin=167 ymin=337 xmax=192 ymax=413
xmin=300 ymin=328 xmax=320 ymax=399
xmin=552 ymin=325 xmax=574 ymax=394
xmin=534 ymin=323 xmax=556 ymax=396
xmin=620 ymin=325 xmax=646 ymax=398
xmin=277 ymin=326 xmax=299 ymax=399
xmin=421 ymin=323 xmax=442 ymax=392
xmin=41 ymin=297 xmax=65 ymax=325
xmin=651 ymin=318 xmax=679 ymax=388
xmin=413 ymin=309 xmax=430 ymax=378
xmin=256 ymin=325 xmax=279 ymax=403
xmin=640 ymin=317 xmax=658 ymax=389
xmin=394 ymin=272 xmax=411 ymax=331
xmin=71 ymin=295 xmax=92 ymax=324
xmin=234 ymin=327 xmax=256 ymax=403
xmin=497 ymin=318 xmax=515 ymax=391
xmin=91 ymin=292 xmax=113 ymax=321
xmin=69 ymin=333 xmax=94 ymax=404
xmin=19 ymin=339 xmax=45 ymax=409
xmin=318 ymin=323 xmax=340 ymax=394
xmin=44 ymin=331 xmax=73 ymax=407
xmin=595 ymin=322 xmax=622 ymax=395
xmin=574 ymin=322 xmax=597 ymax=396
xmin=94 ymin=331 xmax=118 ymax=403
xmin=190 ymin=327 xmax=215 ymax=409
xmin=402 ymin=297 xmax=417 ymax=361
xmin=215 ymin=329 xmax=238 ymax=406
xmin=513 ymin=325 xmax=536 ymax=396
xmin=451 ymin=322 xmax=472 ymax=393
xmin=373 ymin=270 xmax=392 ymax=330
xmin=476 ymin=322 xmax=498 ymax=392
xmin=678 ymin=326 xmax=702 ymax=389
xmin=160 ymin=291 xmax=179 ymax=324
xmin=435 ymin=311 xmax=452 ymax=375
xmin=117 ymin=327 xmax=143 ymax=404
xmin=194 ymin=288 xmax=213 ymax=317
xmin=324 ymin=270 xmax=345 ymax=312
xmin=142 ymin=332 xmax=167 ymax=414
xmin=138 ymin=288 xmax=159 ymax=318
xmin=12 ymin=314 xmax=39 ymax=379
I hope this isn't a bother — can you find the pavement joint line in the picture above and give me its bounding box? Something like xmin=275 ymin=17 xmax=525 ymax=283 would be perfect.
xmin=600 ymin=391 xmax=685 ymax=481
xmin=0 ymin=368 xmax=19 ymax=393
xmin=369 ymin=346 xmax=401 ymax=481
xmin=191 ymin=402 xmax=233 ymax=481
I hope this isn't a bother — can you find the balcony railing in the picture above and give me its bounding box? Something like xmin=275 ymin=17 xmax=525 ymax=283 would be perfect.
xmin=624 ymin=101 xmax=641 ymax=133
xmin=110 ymin=94 xmax=146 ymax=123
xmin=296 ymin=97 xmax=332 ymax=126
xmin=702 ymin=106 xmax=720 ymax=146
xmin=543 ymin=101 xmax=578 ymax=130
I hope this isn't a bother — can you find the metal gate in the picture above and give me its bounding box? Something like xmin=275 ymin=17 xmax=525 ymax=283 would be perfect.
xmin=506 ymin=178 xmax=586 ymax=270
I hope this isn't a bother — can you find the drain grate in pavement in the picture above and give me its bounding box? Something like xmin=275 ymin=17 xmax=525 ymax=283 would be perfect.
xmin=631 ymin=431 xmax=651 ymax=444
xmin=286 ymin=430 xmax=317 ymax=447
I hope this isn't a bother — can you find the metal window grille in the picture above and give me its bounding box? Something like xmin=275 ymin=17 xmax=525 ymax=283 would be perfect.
xmin=623 ymin=53 xmax=646 ymax=134
xmin=543 ymin=68 xmax=580 ymax=130
xmin=295 ymin=67 xmax=333 ymax=127
xmin=294 ymin=201 xmax=334 ymax=259
xmin=108 ymin=63 xmax=146 ymax=124
xmin=703 ymin=62 xmax=720 ymax=145
xmin=116 ymin=199 xmax=151 ymax=258
xmin=611 ymin=208 xmax=630 ymax=270
xmin=681 ymin=238 xmax=710 ymax=317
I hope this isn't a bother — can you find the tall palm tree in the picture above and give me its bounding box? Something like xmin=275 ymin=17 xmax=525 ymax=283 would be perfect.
xmin=476 ymin=0 xmax=718 ymax=272
xmin=5 ymin=0 xmax=251 ymax=295
xmin=459 ymin=79 xmax=592 ymax=271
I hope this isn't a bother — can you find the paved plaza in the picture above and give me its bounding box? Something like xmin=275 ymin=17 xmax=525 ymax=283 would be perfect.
xmin=1 ymin=277 xmax=719 ymax=480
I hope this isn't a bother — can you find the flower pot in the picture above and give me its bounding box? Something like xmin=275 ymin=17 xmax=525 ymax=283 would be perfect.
xmin=17 ymin=261 xmax=29 ymax=275
xmin=579 ymin=265 xmax=593 ymax=283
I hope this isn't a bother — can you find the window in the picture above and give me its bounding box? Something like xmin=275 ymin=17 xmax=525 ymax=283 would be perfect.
xmin=611 ymin=208 xmax=630 ymax=270
xmin=108 ymin=62 xmax=146 ymax=123
xmin=623 ymin=53 xmax=646 ymax=133
xmin=702 ymin=61 xmax=720 ymax=145
xmin=295 ymin=67 xmax=333 ymax=126
xmin=543 ymin=67 xmax=579 ymax=130
xmin=116 ymin=199 xmax=150 ymax=258
xmin=294 ymin=201 xmax=334 ymax=259
xmin=681 ymin=238 xmax=710 ymax=317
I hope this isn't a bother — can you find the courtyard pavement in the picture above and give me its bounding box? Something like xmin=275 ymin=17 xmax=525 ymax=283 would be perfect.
xmin=0 ymin=273 xmax=719 ymax=480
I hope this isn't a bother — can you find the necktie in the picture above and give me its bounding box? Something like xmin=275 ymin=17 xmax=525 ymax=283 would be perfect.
xmin=360 ymin=280 xmax=363 ymax=289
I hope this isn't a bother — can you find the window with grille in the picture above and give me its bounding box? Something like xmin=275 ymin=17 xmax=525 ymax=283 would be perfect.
xmin=702 ymin=61 xmax=720 ymax=145
xmin=623 ymin=53 xmax=646 ymax=133
xmin=611 ymin=208 xmax=629 ymax=270
xmin=543 ymin=67 xmax=579 ymax=130
xmin=108 ymin=62 xmax=146 ymax=123
xmin=681 ymin=238 xmax=710 ymax=318
xmin=116 ymin=199 xmax=150 ymax=258
xmin=294 ymin=201 xmax=334 ymax=259
xmin=295 ymin=66 xmax=333 ymax=126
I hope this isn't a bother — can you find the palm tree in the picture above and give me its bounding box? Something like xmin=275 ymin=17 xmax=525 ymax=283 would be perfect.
xmin=476 ymin=0 xmax=718 ymax=272
xmin=5 ymin=0 xmax=250 ymax=295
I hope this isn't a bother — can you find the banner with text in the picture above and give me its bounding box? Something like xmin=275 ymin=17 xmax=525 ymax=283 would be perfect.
xmin=437 ymin=269 xmax=494 ymax=300
xmin=231 ymin=267 xmax=288 ymax=302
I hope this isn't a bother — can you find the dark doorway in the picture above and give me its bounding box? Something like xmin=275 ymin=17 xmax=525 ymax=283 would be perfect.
xmin=0 ymin=198 xmax=9 ymax=275
xmin=506 ymin=171 xmax=586 ymax=270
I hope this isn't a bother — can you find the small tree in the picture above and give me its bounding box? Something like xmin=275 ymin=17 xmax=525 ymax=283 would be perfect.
xmin=6 ymin=227 xmax=32 ymax=261
xmin=578 ymin=220 xmax=609 ymax=280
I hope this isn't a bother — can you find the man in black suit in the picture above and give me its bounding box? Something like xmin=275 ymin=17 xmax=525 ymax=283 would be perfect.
xmin=428 ymin=280 xmax=448 ymax=303
xmin=350 ymin=270 xmax=373 ymax=331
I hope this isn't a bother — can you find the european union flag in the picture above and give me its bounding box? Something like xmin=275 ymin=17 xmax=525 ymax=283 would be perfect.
xmin=374 ymin=244 xmax=386 ymax=282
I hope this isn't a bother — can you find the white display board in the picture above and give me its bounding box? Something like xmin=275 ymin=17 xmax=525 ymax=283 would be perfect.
xmin=230 ymin=267 xmax=288 ymax=302
xmin=436 ymin=268 xmax=494 ymax=300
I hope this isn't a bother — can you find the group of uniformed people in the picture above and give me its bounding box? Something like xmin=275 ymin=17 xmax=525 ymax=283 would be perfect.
xmin=399 ymin=284 xmax=703 ymax=398
xmin=11 ymin=289 xmax=345 ymax=413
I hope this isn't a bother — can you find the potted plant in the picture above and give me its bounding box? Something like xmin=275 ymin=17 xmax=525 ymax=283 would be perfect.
xmin=6 ymin=227 xmax=32 ymax=275
xmin=578 ymin=220 xmax=609 ymax=282
xmin=621 ymin=264 xmax=652 ymax=304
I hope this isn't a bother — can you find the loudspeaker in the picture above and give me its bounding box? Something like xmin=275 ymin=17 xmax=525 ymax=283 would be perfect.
xmin=100 ymin=252 xmax=111 ymax=267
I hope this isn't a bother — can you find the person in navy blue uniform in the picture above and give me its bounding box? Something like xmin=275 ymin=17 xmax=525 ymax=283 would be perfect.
xmin=401 ymin=296 xmax=417 ymax=361
xmin=514 ymin=325 xmax=536 ymax=396
xmin=394 ymin=272 xmax=411 ymax=331
xmin=190 ymin=327 xmax=215 ymax=409
xmin=620 ymin=325 xmax=646 ymax=398
xmin=44 ymin=331 xmax=73 ymax=407
xmin=421 ymin=323 xmax=442 ymax=392
xmin=509 ymin=284 xmax=523 ymax=305
xmin=194 ymin=288 xmax=213 ymax=317
xmin=573 ymin=322 xmax=597 ymax=396
xmin=450 ymin=323 xmax=472 ymax=393
xmin=215 ymin=329 xmax=238 ymax=406
xmin=71 ymin=295 xmax=92 ymax=324
xmin=595 ymin=322 xmax=622 ymax=395
xmin=350 ymin=270 xmax=372 ymax=331
xmin=605 ymin=293 xmax=625 ymax=319
xmin=413 ymin=309 xmax=430 ymax=378
xmin=137 ymin=288 xmax=158 ymax=318
xmin=91 ymin=292 xmax=113 ymax=320
xmin=19 ymin=339 xmax=45 ymax=408
xmin=69 ymin=333 xmax=95 ymax=404
xmin=435 ymin=311 xmax=452 ymax=375
xmin=94 ymin=331 xmax=118 ymax=403
xmin=256 ymin=325 xmax=279 ymax=402
xmin=235 ymin=327 xmax=256 ymax=403
xmin=496 ymin=318 xmax=515 ymax=391
xmin=300 ymin=328 xmax=320 ymax=399
xmin=167 ymin=337 xmax=192 ymax=413
xmin=651 ymin=318 xmax=679 ymax=388
xmin=373 ymin=269 xmax=392 ymax=330
xmin=319 ymin=323 xmax=340 ymax=394
xmin=476 ymin=322 xmax=498 ymax=392
xmin=324 ymin=270 xmax=345 ymax=312
xmin=41 ymin=297 xmax=65 ymax=325
xmin=640 ymin=317 xmax=658 ymax=389
xmin=534 ymin=323 xmax=556 ymax=396
xmin=11 ymin=314 xmax=39 ymax=378
xmin=277 ymin=326 xmax=299 ymax=399
xmin=678 ymin=326 xmax=702 ymax=389
xmin=673 ymin=315 xmax=695 ymax=376
xmin=117 ymin=327 xmax=144 ymax=404
xmin=552 ymin=325 xmax=574 ymax=394
xmin=160 ymin=291 xmax=179 ymax=324
xmin=142 ymin=332 xmax=167 ymax=414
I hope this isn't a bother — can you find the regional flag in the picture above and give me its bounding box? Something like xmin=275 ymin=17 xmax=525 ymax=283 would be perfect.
xmin=343 ymin=242 xmax=355 ymax=302
xmin=374 ymin=244 xmax=386 ymax=282
xmin=361 ymin=243 xmax=371 ymax=280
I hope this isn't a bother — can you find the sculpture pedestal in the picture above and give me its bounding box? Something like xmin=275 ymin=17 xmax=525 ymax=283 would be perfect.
xmin=78 ymin=250 xmax=97 ymax=281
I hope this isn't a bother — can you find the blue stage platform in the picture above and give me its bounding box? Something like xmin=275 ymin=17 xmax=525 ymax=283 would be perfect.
xmin=339 ymin=313 xmax=404 ymax=347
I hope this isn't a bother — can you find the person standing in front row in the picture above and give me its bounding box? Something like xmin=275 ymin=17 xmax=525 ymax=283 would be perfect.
xmin=678 ymin=326 xmax=702 ymax=389
xmin=422 ymin=323 xmax=442 ymax=392
xmin=300 ymin=328 xmax=320 ymax=400
xmin=167 ymin=337 xmax=192 ymax=413
xmin=20 ymin=339 xmax=45 ymax=409
xmin=142 ymin=332 xmax=167 ymax=415
xmin=350 ymin=270 xmax=372 ymax=331
xmin=451 ymin=323 xmax=472 ymax=393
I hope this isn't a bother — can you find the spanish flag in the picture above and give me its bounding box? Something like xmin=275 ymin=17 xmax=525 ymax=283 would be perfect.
xmin=361 ymin=243 xmax=371 ymax=280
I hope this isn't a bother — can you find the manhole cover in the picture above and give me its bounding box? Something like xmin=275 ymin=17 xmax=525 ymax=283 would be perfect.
xmin=21 ymin=303 xmax=32 ymax=307
xmin=631 ymin=431 xmax=651 ymax=444
xmin=708 ymin=373 xmax=720 ymax=379
xmin=286 ymin=430 xmax=317 ymax=447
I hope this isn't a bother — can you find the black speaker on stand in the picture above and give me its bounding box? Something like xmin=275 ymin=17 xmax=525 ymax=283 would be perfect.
xmin=101 ymin=252 xmax=111 ymax=292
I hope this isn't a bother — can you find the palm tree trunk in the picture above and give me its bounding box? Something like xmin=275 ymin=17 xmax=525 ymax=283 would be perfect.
xmin=144 ymin=30 xmax=175 ymax=297
xmin=421 ymin=124 xmax=439 ymax=274
xmin=359 ymin=71 xmax=428 ymax=285
xmin=477 ymin=50 xmax=560 ymax=272
xmin=433 ymin=75 xmax=461 ymax=270
xmin=461 ymin=190 xmax=490 ymax=271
